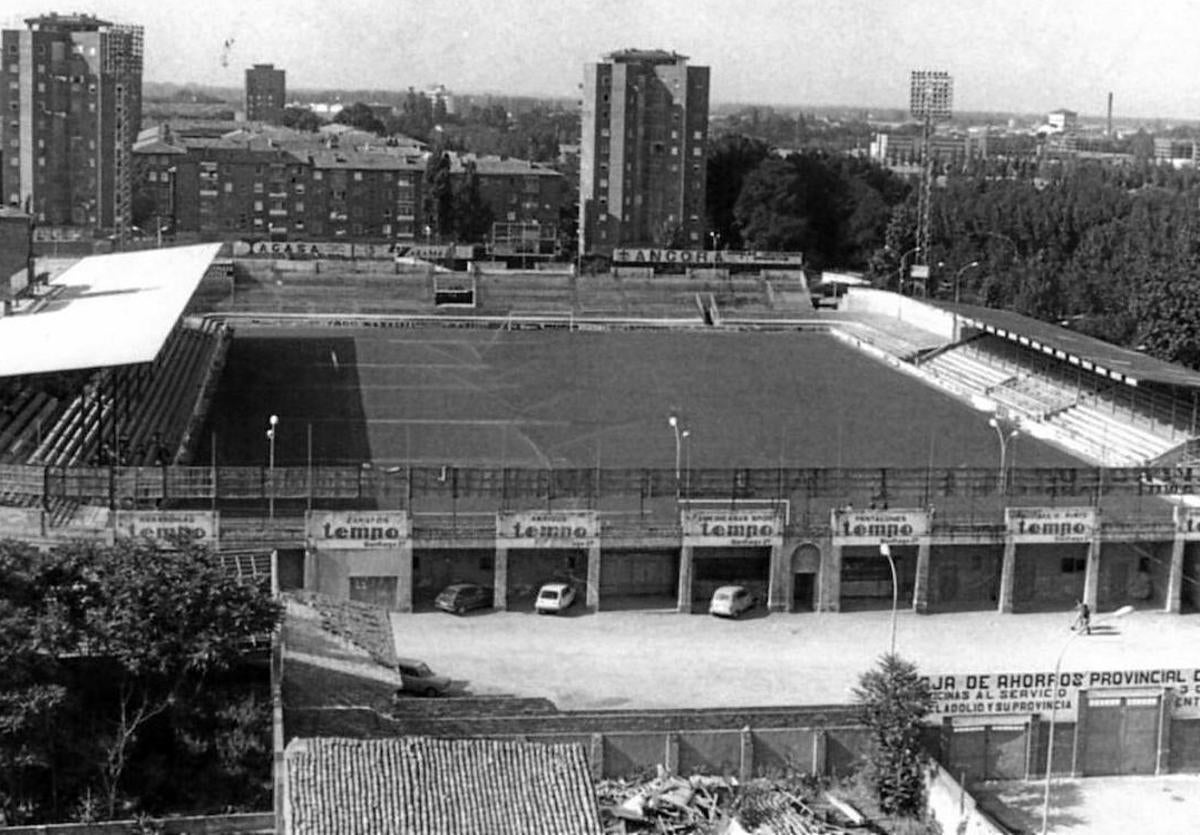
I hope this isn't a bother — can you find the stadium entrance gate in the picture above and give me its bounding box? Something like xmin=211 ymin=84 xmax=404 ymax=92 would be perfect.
xmin=412 ymin=547 xmax=495 ymax=610
xmin=599 ymin=548 xmax=680 ymax=610
xmin=495 ymin=511 xmax=600 ymax=612
xmin=789 ymin=542 xmax=820 ymax=612
xmin=1184 ymin=545 xmax=1200 ymax=612
xmin=925 ymin=545 xmax=1004 ymax=612
xmin=303 ymin=511 xmax=413 ymax=611
xmin=830 ymin=508 xmax=931 ymax=613
xmin=678 ymin=506 xmax=784 ymax=614
xmin=1011 ymin=543 xmax=1088 ymax=613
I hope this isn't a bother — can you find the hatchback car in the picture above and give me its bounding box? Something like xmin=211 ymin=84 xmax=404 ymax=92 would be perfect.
xmin=709 ymin=585 xmax=756 ymax=618
xmin=534 ymin=582 xmax=577 ymax=614
xmin=395 ymin=657 xmax=451 ymax=697
xmin=435 ymin=582 xmax=494 ymax=615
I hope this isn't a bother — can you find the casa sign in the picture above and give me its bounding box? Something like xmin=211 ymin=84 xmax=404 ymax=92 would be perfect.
xmin=681 ymin=508 xmax=783 ymax=547
xmin=923 ymin=667 xmax=1200 ymax=721
xmin=114 ymin=511 xmax=218 ymax=545
xmin=496 ymin=511 xmax=598 ymax=548
xmin=1005 ymin=507 xmax=1096 ymax=543
xmin=306 ymin=511 xmax=410 ymax=549
xmin=831 ymin=509 xmax=930 ymax=545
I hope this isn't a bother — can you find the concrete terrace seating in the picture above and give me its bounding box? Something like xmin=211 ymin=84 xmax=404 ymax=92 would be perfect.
xmin=1048 ymin=402 xmax=1178 ymax=465
xmin=124 ymin=320 xmax=228 ymax=465
xmin=920 ymin=348 xmax=1013 ymax=397
xmin=0 ymin=384 xmax=62 ymax=464
xmin=25 ymin=320 xmax=229 ymax=468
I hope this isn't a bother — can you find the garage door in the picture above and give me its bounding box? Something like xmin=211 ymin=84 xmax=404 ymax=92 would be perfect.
xmin=1082 ymin=694 xmax=1160 ymax=776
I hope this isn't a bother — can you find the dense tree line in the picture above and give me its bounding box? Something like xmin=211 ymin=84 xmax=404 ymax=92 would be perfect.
xmin=706 ymin=136 xmax=910 ymax=270
xmin=868 ymin=162 xmax=1200 ymax=367
xmin=0 ymin=538 xmax=280 ymax=824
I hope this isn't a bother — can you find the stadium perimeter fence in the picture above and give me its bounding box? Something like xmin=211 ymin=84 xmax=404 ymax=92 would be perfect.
xmin=1 ymin=462 xmax=1192 ymax=526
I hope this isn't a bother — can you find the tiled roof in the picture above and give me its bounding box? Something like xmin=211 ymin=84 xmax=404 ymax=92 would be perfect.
xmin=308 ymin=150 xmax=425 ymax=171
xmin=452 ymin=154 xmax=562 ymax=178
xmin=284 ymin=736 xmax=603 ymax=835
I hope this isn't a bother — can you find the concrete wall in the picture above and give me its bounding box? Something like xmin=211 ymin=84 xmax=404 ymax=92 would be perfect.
xmin=925 ymin=761 xmax=1011 ymax=835
xmin=841 ymin=288 xmax=959 ymax=341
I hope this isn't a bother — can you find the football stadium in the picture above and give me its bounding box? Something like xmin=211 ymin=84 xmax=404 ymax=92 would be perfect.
xmin=9 ymin=243 xmax=1200 ymax=798
xmin=3 ymin=243 xmax=1200 ymax=622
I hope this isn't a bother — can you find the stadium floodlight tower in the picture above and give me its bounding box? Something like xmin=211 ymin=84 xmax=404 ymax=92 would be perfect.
xmin=909 ymin=70 xmax=953 ymax=295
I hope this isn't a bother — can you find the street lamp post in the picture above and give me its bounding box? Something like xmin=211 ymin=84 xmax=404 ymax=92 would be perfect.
xmin=895 ymin=246 xmax=920 ymax=295
xmin=879 ymin=542 xmax=898 ymax=656
xmin=953 ymin=260 xmax=981 ymax=304
xmin=1040 ymin=605 xmax=1135 ymax=834
xmin=988 ymin=417 xmax=1019 ymax=495
xmin=682 ymin=429 xmax=692 ymax=500
xmin=267 ymin=414 xmax=278 ymax=520
xmin=668 ymin=415 xmax=682 ymax=499
xmin=708 ymin=231 xmax=721 ymax=251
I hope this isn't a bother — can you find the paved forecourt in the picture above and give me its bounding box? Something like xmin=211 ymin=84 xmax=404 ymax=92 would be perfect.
xmin=390 ymin=605 xmax=1199 ymax=713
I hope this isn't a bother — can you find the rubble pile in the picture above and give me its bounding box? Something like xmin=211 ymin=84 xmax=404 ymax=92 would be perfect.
xmin=597 ymin=768 xmax=874 ymax=835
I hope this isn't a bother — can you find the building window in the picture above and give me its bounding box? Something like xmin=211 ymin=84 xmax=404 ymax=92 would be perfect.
xmin=254 ymin=201 xmax=263 ymax=211
xmin=313 ymin=171 xmax=323 ymax=180
xmin=295 ymin=201 xmax=304 ymax=212
xmin=354 ymin=171 xmax=363 ymax=181
xmin=224 ymin=182 xmax=233 ymax=193
xmin=694 ymin=130 xmax=703 ymax=140
xmin=693 ymin=147 xmax=702 ymax=156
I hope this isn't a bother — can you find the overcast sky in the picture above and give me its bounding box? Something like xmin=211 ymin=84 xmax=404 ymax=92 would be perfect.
xmin=5 ymin=1 xmax=1200 ymax=118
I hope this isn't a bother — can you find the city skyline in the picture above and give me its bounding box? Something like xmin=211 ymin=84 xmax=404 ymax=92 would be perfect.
xmin=4 ymin=1 xmax=1200 ymax=119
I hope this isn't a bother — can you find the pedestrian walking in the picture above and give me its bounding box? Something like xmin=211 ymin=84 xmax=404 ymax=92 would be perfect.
xmin=1072 ymin=600 xmax=1091 ymax=635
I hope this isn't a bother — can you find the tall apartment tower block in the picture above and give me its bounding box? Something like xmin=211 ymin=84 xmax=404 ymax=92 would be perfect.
xmin=245 ymin=63 xmax=286 ymax=124
xmin=0 ymin=13 xmax=143 ymax=234
xmin=579 ymin=49 xmax=709 ymax=256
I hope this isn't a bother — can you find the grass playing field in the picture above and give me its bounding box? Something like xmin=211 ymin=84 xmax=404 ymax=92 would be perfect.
xmin=196 ymin=325 xmax=1084 ymax=471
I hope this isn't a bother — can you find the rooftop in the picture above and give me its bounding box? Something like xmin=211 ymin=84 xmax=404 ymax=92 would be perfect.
xmin=0 ymin=244 xmax=220 ymax=378
xmin=605 ymin=48 xmax=690 ymax=64
xmin=283 ymin=736 xmax=603 ymax=835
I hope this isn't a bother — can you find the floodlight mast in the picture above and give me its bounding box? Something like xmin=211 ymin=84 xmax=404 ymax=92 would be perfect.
xmin=909 ymin=70 xmax=953 ymax=296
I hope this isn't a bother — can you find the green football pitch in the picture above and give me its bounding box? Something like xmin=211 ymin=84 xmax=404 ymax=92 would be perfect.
xmin=196 ymin=325 xmax=1084 ymax=470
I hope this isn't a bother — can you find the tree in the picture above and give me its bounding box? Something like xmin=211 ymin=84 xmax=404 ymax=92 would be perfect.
xmin=853 ymin=654 xmax=933 ymax=819
xmin=452 ymin=160 xmax=493 ymax=243
xmin=423 ymin=151 xmax=454 ymax=242
xmin=333 ymin=102 xmax=386 ymax=136
xmin=706 ymin=134 xmax=771 ymax=250
xmin=0 ymin=537 xmax=280 ymax=823
xmin=281 ymin=106 xmax=325 ymax=133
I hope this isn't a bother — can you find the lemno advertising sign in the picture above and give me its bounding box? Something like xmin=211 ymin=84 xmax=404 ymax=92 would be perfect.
xmin=496 ymin=511 xmax=599 ymax=548
xmin=831 ymin=509 xmax=931 ymax=545
xmin=1005 ymin=507 xmax=1097 ymax=543
xmin=680 ymin=508 xmax=783 ymax=547
xmin=306 ymin=511 xmax=410 ymax=549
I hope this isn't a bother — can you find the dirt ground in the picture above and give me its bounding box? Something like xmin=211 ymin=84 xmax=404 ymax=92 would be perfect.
xmin=391 ymin=605 xmax=1199 ymax=711
xmin=973 ymin=774 xmax=1200 ymax=834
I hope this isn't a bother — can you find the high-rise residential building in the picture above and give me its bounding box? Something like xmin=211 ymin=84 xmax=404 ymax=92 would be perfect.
xmin=0 ymin=13 xmax=143 ymax=235
xmin=245 ymin=63 xmax=286 ymax=124
xmin=579 ymin=49 xmax=709 ymax=256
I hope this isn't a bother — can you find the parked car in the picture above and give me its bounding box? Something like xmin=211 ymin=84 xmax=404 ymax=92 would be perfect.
xmin=709 ymin=585 xmax=756 ymax=618
xmin=395 ymin=657 xmax=451 ymax=697
xmin=534 ymin=582 xmax=577 ymax=614
xmin=435 ymin=582 xmax=494 ymax=615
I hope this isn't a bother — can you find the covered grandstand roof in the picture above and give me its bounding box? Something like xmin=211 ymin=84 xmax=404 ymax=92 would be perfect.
xmin=942 ymin=302 xmax=1200 ymax=389
xmin=0 ymin=244 xmax=220 ymax=377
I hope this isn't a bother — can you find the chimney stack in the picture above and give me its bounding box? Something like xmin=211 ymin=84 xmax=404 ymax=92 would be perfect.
xmin=1107 ymin=92 xmax=1113 ymax=136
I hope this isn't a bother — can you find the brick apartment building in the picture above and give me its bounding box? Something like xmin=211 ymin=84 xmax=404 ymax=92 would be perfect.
xmin=134 ymin=124 xmax=564 ymax=244
xmin=0 ymin=13 xmax=143 ymax=235
xmin=579 ymin=49 xmax=709 ymax=257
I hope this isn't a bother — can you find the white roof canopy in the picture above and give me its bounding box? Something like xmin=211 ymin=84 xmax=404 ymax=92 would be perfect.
xmin=0 ymin=244 xmax=221 ymax=378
